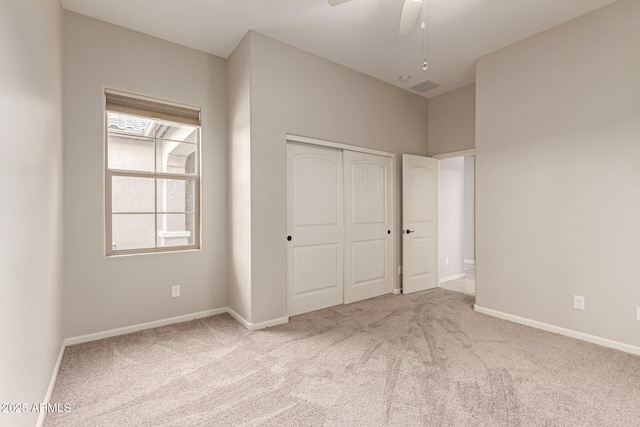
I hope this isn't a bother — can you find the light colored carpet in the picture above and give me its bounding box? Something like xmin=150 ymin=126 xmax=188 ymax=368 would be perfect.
xmin=45 ymin=289 xmax=640 ymax=426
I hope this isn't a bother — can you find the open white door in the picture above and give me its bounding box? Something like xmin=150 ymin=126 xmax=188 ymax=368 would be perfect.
xmin=343 ymin=150 xmax=393 ymax=304
xmin=402 ymin=154 xmax=438 ymax=294
xmin=287 ymin=143 xmax=344 ymax=316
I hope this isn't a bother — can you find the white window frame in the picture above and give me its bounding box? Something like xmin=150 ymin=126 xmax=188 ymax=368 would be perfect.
xmin=104 ymin=90 xmax=202 ymax=256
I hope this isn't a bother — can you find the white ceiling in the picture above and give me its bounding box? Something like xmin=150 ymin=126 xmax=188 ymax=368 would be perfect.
xmin=61 ymin=0 xmax=618 ymax=98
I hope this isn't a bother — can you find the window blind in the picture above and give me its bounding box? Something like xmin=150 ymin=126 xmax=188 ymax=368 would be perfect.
xmin=105 ymin=90 xmax=200 ymax=126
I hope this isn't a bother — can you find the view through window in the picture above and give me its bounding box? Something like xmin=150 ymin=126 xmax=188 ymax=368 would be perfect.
xmin=105 ymin=93 xmax=201 ymax=255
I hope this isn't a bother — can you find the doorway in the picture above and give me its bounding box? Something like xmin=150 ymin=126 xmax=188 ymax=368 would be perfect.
xmin=437 ymin=154 xmax=475 ymax=296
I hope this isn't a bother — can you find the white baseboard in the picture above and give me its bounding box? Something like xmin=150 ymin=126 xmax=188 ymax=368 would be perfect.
xmin=464 ymin=259 xmax=475 ymax=265
xmin=65 ymin=306 xmax=292 ymax=347
xmin=392 ymin=288 xmax=401 ymax=295
xmin=474 ymin=304 xmax=640 ymax=357
xmin=440 ymin=273 xmax=466 ymax=284
xmin=36 ymin=342 xmax=66 ymax=427
xmin=253 ymin=316 xmax=289 ymax=330
xmin=226 ymin=307 xmax=289 ymax=331
xmin=65 ymin=307 xmax=227 ymax=346
xmin=226 ymin=307 xmax=253 ymax=330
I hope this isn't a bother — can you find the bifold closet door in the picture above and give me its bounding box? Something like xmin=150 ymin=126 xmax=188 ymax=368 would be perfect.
xmin=344 ymin=150 xmax=393 ymax=304
xmin=287 ymin=143 xmax=344 ymax=316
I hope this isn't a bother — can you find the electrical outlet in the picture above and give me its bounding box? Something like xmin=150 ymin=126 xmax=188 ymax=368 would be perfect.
xmin=445 ymin=257 xmax=450 ymax=266
xmin=171 ymin=285 xmax=181 ymax=298
xmin=573 ymin=295 xmax=585 ymax=311
xmin=636 ymin=307 xmax=640 ymax=322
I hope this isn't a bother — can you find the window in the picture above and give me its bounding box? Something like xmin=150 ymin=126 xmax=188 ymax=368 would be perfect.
xmin=105 ymin=91 xmax=201 ymax=255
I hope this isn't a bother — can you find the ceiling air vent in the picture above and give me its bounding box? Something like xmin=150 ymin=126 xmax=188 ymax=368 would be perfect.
xmin=408 ymin=80 xmax=440 ymax=94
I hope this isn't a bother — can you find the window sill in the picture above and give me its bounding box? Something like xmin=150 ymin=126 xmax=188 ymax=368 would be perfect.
xmin=107 ymin=246 xmax=200 ymax=257
xmin=157 ymin=231 xmax=191 ymax=238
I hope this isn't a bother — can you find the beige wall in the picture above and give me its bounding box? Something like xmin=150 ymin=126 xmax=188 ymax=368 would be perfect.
xmin=428 ymin=84 xmax=475 ymax=156
xmin=227 ymin=34 xmax=253 ymax=322
xmin=247 ymin=32 xmax=429 ymax=323
xmin=475 ymin=0 xmax=640 ymax=347
xmin=63 ymin=12 xmax=228 ymax=337
xmin=463 ymin=156 xmax=475 ymax=262
xmin=0 ymin=1 xmax=64 ymax=426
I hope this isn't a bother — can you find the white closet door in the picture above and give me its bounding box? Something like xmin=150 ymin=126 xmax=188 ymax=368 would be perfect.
xmin=344 ymin=151 xmax=393 ymax=304
xmin=402 ymin=154 xmax=439 ymax=294
xmin=287 ymin=143 xmax=344 ymax=316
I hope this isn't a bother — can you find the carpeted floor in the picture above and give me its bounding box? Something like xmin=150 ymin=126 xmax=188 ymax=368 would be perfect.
xmin=45 ymin=289 xmax=640 ymax=426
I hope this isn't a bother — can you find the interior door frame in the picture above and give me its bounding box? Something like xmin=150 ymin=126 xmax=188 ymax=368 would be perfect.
xmin=432 ymin=149 xmax=476 ymax=160
xmin=286 ymin=134 xmax=396 ymax=298
xmin=433 ymin=148 xmax=476 ymax=292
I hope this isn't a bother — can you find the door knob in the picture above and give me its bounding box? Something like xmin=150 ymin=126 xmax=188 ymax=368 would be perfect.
xmin=287 ymin=236 xmax=292 ymax=241
xmin=406 ymin=229 xmax=414 ymax=234
xmin=387 ymin=230 xmax=391 ymax=234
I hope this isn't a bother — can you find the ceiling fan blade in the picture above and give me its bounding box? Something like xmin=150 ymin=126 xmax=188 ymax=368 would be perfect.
xmin=399 ymin=0 xmax=422 ymax=35
xmin=328 ymin=0 xmax=353 ymax=5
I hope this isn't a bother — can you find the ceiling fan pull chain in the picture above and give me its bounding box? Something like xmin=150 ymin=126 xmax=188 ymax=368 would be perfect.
xmin=422 ymin=0 xmax=429 ymax=71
